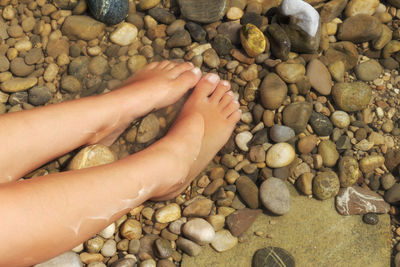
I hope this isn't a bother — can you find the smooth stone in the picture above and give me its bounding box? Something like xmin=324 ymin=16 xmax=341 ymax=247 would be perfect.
xmin=0 ymin=55 xmax=9 ymax=72
xmin=155 ymin=238 xmax=173 ymax=259
xmin=236 ymin=176 xmax=259 ymax=209
xmin=241 ymin=12 xmax=263 ymax=28
xmin=337 ymin=14 xmax=382 ymax=43
xmin=266 ymin=143 xmax=296 ymax=168
xmin=182 ymin=218 xmax=215 ymax=245
xmin=211 ymin=230 xmax=238 ymax=252
xmin=185 ymin=22 xmax=206 ymax=42
xmin=149 ymin=7 xmax=176 ymax=24
xmin=297 ymin=135 xmax=318 ymax=154
xmin=296 ymin=172 xmax=314 ymax=195
xmin=338 ymin=156 xmax=360 ymax=187
xmin=313 ymin=171 xmax=340 ymax=200
xmin=89 ymin=56 xmax=109 ymax=76
xmin=249 ymin=145 xmax=266 ymax=163
xmin=68 ymin=56 xmax=90 ymax=80
xmin=140 ymin=259 xmax=156 ymax=267
xmin=331 ymin=82 xmax=372 ymax=112
xmin=282 ymin=102 xmax=313 ymax=134
xmin=269 ymin=125 xmax=295 ymax=143
xmin=354 ymin=60 xmax=383 ymax=82
xmin=310 ymin=112 xmax=333 ymax=136
xmin=128 ymin=239 xmax=140 ymax=254
xmin=136 ymin=113 xmax=160 ymax=143
xmin=363 ymin=213 xmax=379 ymax=225
xmin=157 ymin=260 xmax=176 ymax=267
xmin=280 ymin=23 xmax=320 ymax=53
xmin=87 ymin=0 xmax=129 ymax=25
xmin=325 ymin=41 xmax=359 ymax=71
xmin=221 ymin=154 xmax=238 ymax=168
xmin=382 ymin=40 xmax=400 ymax=59
xmin=318 ymin=140 xmax=339 ymax=167
xmin=235 ymin=131 xmax=253 ymax=151
xmin=10 ymin=57 xmax=34 ymax=77
xmin=110 ymin=23 xmax=138 ymax=46
xmin=178 ymin=0 xmax=228 ymax=23
xmin=120 ymin=219 xmax=142 ymax=240
xmin=86 ymin=236 xmax=104 ymax=253
xmin=226 ymin=208 xmax=262 ymax=236
xmin=359 ymin=155 xmax=385 ymax=173
xmin=260 ymin=177 xmax=290 ymax=215
xmin=155 ymin=203 xmax=181 ymax=223
xmin=266 ymin=23 xmax=291 ymax=61
xmin=388 ymin=0 xmax=400 ymax=7
xmin=138 ymin=0 xmax=160 ymax=10
xmin=307 ymin=59 xmax=332 ymax=95
xmin=336 ymin=135 xmax=352 ymax=151
xmin=212 ymin=34 xmax=234 ymax=56
xmin=320 ymin=0 xmax=347 ymax=22
xmin=1 ymin=77 xmax=37 ymax=93
xmin=336 ymin=185 xmax=390 ymax=215
xmin=34 ymin=252 xmax=82 ymax=267
xmin=68 ymin=144 xmax=116 ymax=170
xmin=28 ymin=86 xmax=51 ymax=106
xmin=384 ymin=183 xmax=400 ymax=204
xmin=128 ymin=55 xmax=147 ymax=73
xmin=25 ymin=48 xmax=44 ymax=65
xmin=384 ymin=149 xmax=400 ymax=172
xmin=101 ymin=239 xmax=116 ymax=257
xmin=275 ymin=62 xmax=305 ymax=84
xmin=251 ymin=128 xmax=269 ymax=145
xmin=372 ymin=24 xmax=392 ymax=50
xmin=240 ymin=23 xmax=266 ymax=57
xmin=62 ymin=15 xmax=105 ymax=41
xmin=259 ymin=73 xmax=287 ymax=110
xmin=252 ymin=247 xmax=295 ymax=267
xmin=330 ymin=111 xmax=350 ymax=128
xmin=61 ymin=75 xmax=81 ymax=93
xmin=381 ymin=174 xmax=396 ymax=190
xmin=98 ymin=223 xmax=115 ymax=239
xmin=203 ymin=48 xmax=220 ymax=68
xmin=176 ymin=237 xmax=202 ymax=256
xmin=182 ymin=199 xmax=213 ymax=217
xmin=166 ymin=30 xmax=191 ymax=48
xmin=111 ymin=258 xmax=137 ymax=267
xmin=345 ymin=0 xmax=379 ymax=17
xmin=217 ymin=22 xmax=242 ymax=45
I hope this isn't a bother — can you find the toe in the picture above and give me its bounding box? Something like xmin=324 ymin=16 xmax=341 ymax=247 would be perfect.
xmin=192 ymin=73 xmax=220 ymax=97
xmin=173 ymin=66 xmax=202 ymax=89
xmin=144 ymin=61 xmax=160 ymax=70
xmin=228 ymin=110 xmax=241 ymax=123
xmin=218 ymin=92 xmax=234 ymax=110
xmin=159 ymin=60 xmax=171 ymax=69
xmin=165 ymin=61 xmax=178 ymax=70
xmin=209 ymin=80 xmax=231 ymax=103
xmin=169 ymin=62 xmax=194 ymax=78
xmin=222 ymin=100 xmax=240 ymax=118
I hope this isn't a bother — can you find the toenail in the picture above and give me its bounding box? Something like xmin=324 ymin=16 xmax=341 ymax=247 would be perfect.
xmin=190 ymin=67 xmax=201 ymax=75
xmin=226 ymin=91 xmax=234 ymax=96
xmin=206 ymin=73 xmax=219 ymax=83
xmin=188 ymin=62 xmax=194 ymax=67
xmin=234 ymin=100 xmax=240 ymax=105
xmin=221 ymin=80 xmax=230 ymax=87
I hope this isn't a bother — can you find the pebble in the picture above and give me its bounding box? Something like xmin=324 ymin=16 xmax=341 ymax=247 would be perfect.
xmin=297 ymin=135 xmax=318 ymax=154
xmin=306 ymin=59 xmax=332 ymax=95
xmin=266 ymin=23 xmax=291 ymax=61
xmin=354 ymin=59 xmax=383 ymax=82
xmin=275 ymin=62 xmax=305 ymax=84
xmin=269 ymin=125 xmax=295 ymax=143
xmin=138 ymin=0 xmax=160 ymax=10
xmin=86 ymin=236 xmax=104 ymax=253
xmin=212 ymin=34 xmax=234 ymax=56
xmin=185 ymin=22 xmax=206 ymax=42
xmin=203 ymin=48 xmax=220 ymax=68
xmin=166 ymin=30 xmax=191 ymax=48
xmin=381 ymin=174 xmax=396 ymax=190
xmin=318 ymin=140 xmax=339 ymax=167
xmin=226 ymin=208 xmax=262 ymax=236
xmin=331 ymin=82 xmax=372 ymax=112
xmin=140 ymin=259 xmax=156 ymax=267
xmin=217 ymin=22 xmax=242 ymax=45
xmin=313 ymin=171 xmax=340 ymax=200
xmin=338 ymin=156 xmax=360 ymax=187
xmin=252 ymin=247 xmax=295 ymax=267
xmin=384 ymin=183 xmax=400 ymax=204
xmin=182 ymin=218 xmax=215 ymax=245
xmin=154 ymin=238 xmax=172 ymax=259
xmin=325 ymin=42 xmax=359 ymax=71
xmin=359 ymin=155 xmax=385 ymax=173
xmin=266 ymin=143 xmax=296 ymax=168
xmin=240 ymin=23 xmax=266 ymax=57
xmin=87 ymin=0 xmax=129 ymax=25
xmin=111 ymin=258 xmax=137 ymax=267
xmin=101 ymin=239 xmax=116 ymax=257
xmin=155 ymin=203 xmax=181 ymax=223
xmin=120 ymin=219 xmax=142 ymax=240
xmin=336 ymin=186 xmax=390 ymax=215
xmin=210 ymin=230 xmax=238 ymax=252
xmin=99 ymin=223 xmax=115 ymax=239
xmin=363 ymin=213 xmax=379 ymax=225
xmin=176 ymin=237 xmax=202 ymax=256
xmin=136 ymin=114 xmax=160 ymax=143
xmin=110 ymin=23 xmax=138 ymax=46
xmin=178 ymin=0 xmax=229 ymax=23
xmin=309 ymin=112 xmax=333 ymax=136
xmin=10 ymin=57 xmax=34 ymax=77
xmin=283 ymin=102 xmax=313 ymax=134
xmin=148 ymin=8 xmax=176 ymax=24
xmin=249 ymin=145 xmax=266 ymax=163
xmin=61 ymin=75 xmax=82 ymax=93
xmin=259 ymin=73 xmax=287 ymax=110
xmin=260 ymin=177 xmax=290 ymax=215
xmin=235 ymin=131 xmax=253 ymax=151
xmin=296 ymin=172 xmax=314 ymax=195
xmin=337 ymin=14 xmax=382 ymax=43
xmin=182 ymin=198 xmax=213 ymax=217
xmin=62 ymin=15 xmax=105 ymax=41
xmin=1 ymin=77 xmax=37 ymax=93
xmin=330 ymin=111 xmax=350 ymax=128
xmin=34 ymin=251 xmax=82 ymax=267
xmin=236 ymin=176 xmax=259 ymax=209
xmin=345 ymin=0 xmax=379 ymax=17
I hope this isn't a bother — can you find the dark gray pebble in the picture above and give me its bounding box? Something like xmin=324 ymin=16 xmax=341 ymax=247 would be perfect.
xmin=309 ymin=111 xmax=333 ymax=136
xmin=185 ymin=22 xmax=206 ymax=42
xmin=87 ymin=0 xmax=129 ymax=25
xmin=252 ymin=247 xmax=295 ymax=267
xmin=362 ymin=213 xmax=379 ymax=225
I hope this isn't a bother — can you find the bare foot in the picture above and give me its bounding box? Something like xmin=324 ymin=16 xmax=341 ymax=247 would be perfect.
xmin=151 ymin=73 xmax=241 ymax=201
xmin=89 ymin=61 xmax=202 ymax=146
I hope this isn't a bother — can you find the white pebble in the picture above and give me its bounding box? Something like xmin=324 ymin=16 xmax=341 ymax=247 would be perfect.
xmin=266 ymin=142 xmax=295 ymax=168
xmin=235 ymin=131 xmax=253 ymax=152
xmin=110 ymin=22 xmax=138 ymax=46
xmin=330 ymin=111 xmax=350 ymax=128
xmin=98 ymin=223 xmax=115 ymax=239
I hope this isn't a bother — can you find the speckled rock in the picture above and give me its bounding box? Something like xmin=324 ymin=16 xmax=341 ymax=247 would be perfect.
xmin=309 ymin=112 xmax=333 ymax=137
xmin=331 ymin=82 xmax=372 ymax=112
xmin=87 ymin=0 xmax=129 ymax=25
xmin=283 ymin=102 xmax=313 ymax=134
xmin=252 ymin=247 xmax=295 ymax=267
xmin=313 ymin=171 xmax=340 ymax=200
xmin=240 ymin=23 xmax=266 ymax=57
xmin=338 ymin=156 xmax=360 ymax=187
xmin=178 ymin=0 xmax=229 ymax=23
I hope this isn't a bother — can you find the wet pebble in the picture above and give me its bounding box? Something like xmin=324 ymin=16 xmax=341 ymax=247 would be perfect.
xmin=313 ymin=171 xmax=340 ymax=200
xmin=266 ymin=143 xmax=295 ymax=168
xmin=260 ymin=177 xmax=290 ymax=215
xmin=269 ymin=125 xmax=295 ymax=143
xmin=236 ymin=176 xmax=259 ymax=209
xmin=182 ymin=218 xmax=215 ymax=244
xmin=235 ymin=131 xmax=253 ymax=151
xmin=363 ymin=213 xmax=379 ymax=225
xmin=211 ymin=230 xmax=238 ymax=252
xmin=87 ymin=0 xmax=129 ymax=25
xmin=310 ymin=112 xmax=333 ymax=136
xmin=155 ymin=203 xmax=181 ymax=223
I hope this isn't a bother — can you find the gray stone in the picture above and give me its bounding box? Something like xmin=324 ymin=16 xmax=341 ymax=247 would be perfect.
xmin=34 ymin=252 xmax=82 ymax=267
xmin=283 ymin=102 xmax=313 ymax=134
xmin=309 ymin=112 xmax=333 ymax=136
xmin=260 ymin=178 xmax=290 ymax=215
xmin=252 ymin=247 xmax=295 ymax=267
xmin=269 ymin=125 xmax=295 ymax=143
xmin=178 ymin=0 xmax=228 ymax=23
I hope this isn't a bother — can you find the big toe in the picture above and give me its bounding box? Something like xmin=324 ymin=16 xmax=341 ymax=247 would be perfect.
xmin=172 ymin=65 xmax=202 ymax=89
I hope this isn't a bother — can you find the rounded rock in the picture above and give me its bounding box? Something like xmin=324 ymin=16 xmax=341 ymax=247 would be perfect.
xmin=120 ymin=219 xmax=142 ymax=240
xmin=297 ymin=135 xmax=318 ymax=154
xmin=182 ymin=218 xmax=215 ymax=245
xmin=338 ymin=156 xmax=360 ymax=187
xmin=269 ymin=125 xmax=295 ymax=143
xmin=362 ymin=213 xmax=379 ymax=225
xmin=235 ymin=131 xmax=253 ymax=152
xmin=306 ymin=59 xmax=332 ymax=95
xmin=259 ymin=73 xmax=287 ymax=110
xmin=260 ymin=177 xmax=290 ymax=215
xmin=155 ymin=203 xmax=181 ymax=223
xmin=313 ymin=171 xmax=340 ymax=200
xmin=68 ymin=144 xmax=116 ymax=170
xmin=275 ymin=62 xmax=305 ymax=84
xmin=87 ymin=0 xmax=129 ymax=25
xmin=266 ymin=143 xmax=296 ymax=168
xmin=354 ymin=60 xmax=383 ymax=82
xmin=210 ymin=230 xmax=238 ymax=252
xmin=110 ymin=22 xmax=138 ymax=46
xmin=330 ymin=111 xmax=350 ymax=128
xmin=331 ymin=82 xmax=372 ymax=112
xmin=318 ymin=140 xmax=339 ymax=167
xmin=240 ymin=23 xmax=266 ymax=57
xmin=28 ymin=86 xmax=51 ymax=106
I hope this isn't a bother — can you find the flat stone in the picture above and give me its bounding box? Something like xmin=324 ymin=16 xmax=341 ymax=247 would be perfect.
xmin=307 ymin=58 xmax=332 ymax=95
xmin=252 ymin=247 xmax=295 ymax=267
xmin=62 ymin=15 xmax=105 ymax=41
xmin=155 ymin=203 xmax=181 ymax=223
xmin=182 ymin=199 xmax=213 ymax=217
xmin=336 ymin=185 xmax=390 ymax=215
xmin=260 ymin=177 xmax=290 ymax=215
xmin=136 ymin=113 xmax=160 ymax=143
xmin=182 ymin=218 xmax=215 ymax=245
xmin=210 ymin=230 xmax=238 ymax=252
xmin=337 ymin=14 xmax=382 ymax=43
xmin=178 ymin=0 xmax=229 ymax=23
xmin=1 ymin=77 xmax=37 ymax=93
xmin=259 ymin=72 xmax=287 ymax=110
xmin=182 ymin=185 xmax=390 ymax=266
xmin=68 ymin=144 xmax=116 ymax=170
xmin=282 ymin=102 xmax=313 ymax=134
xmin=226 ymin=208 xmax=262 ymax=237
xmin=235 ymin=176 xmax=259 ymax=209
xmin=35 ymin=252 xmax=82 ymax=267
